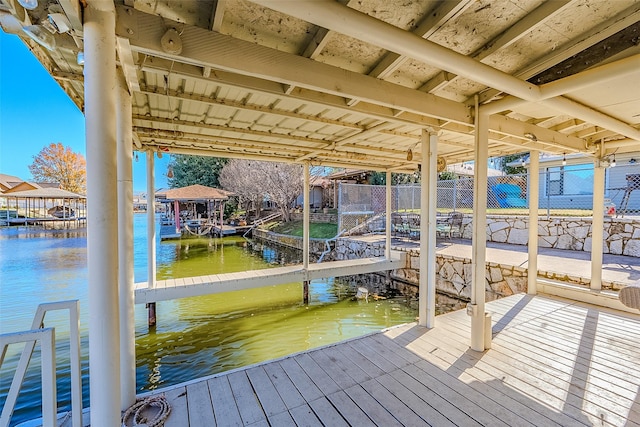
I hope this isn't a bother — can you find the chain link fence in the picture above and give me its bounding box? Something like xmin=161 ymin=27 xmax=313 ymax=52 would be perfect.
xmin=337 ymin=162 xmax=640 ymax=233
xmin=605 ymin=162 xmax=640 ymax=217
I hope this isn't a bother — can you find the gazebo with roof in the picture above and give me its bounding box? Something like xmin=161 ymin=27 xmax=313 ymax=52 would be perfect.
xmin=160 ymin=184 xmax=231 ymax=237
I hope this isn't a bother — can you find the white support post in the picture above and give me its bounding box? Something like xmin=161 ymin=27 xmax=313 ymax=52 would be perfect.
xmin=385 ymin=170 xmax=391 ymax=260
xmin=84 ymin=2 xmax=121 ymax=424
xmin=591 ymin=157 xmax=605 ymax=290
xmin=471 ymin=106 xmax=489 ymax=352
xmin=116 ymin=70 xmax=136 ymax=410
xmin=147 ymin=152 xmax=156 ymax=288
xmin=303 ymin=162 xmax=310 ymax=270
xmin=40 ymin=328 xmax=56 ymax=427
xmin=419 ymin=130 xmax=438 ymax=328
xmin=528 ymin=150 xmax=540 ymax=295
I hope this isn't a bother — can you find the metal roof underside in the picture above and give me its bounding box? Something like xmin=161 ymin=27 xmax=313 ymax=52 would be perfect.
xmin=2 ymin=0 xmax=640 ymax=172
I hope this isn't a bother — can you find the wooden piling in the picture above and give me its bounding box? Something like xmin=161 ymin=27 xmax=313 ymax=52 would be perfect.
xmin=147 ymin=302 xmax=156 ymax=327
xmin=303 ymin=281 xmax=309 ymax=304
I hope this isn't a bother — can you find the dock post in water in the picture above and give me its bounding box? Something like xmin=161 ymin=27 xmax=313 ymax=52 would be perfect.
xmin=147 ymin=302 xmax=156 ymax=327
xmin=303 ymin=281 xmax=309 ymax=304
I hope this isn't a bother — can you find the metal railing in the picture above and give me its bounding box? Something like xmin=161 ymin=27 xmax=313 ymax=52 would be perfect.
xmin=0 ymin=300 xmax=82 ymax=427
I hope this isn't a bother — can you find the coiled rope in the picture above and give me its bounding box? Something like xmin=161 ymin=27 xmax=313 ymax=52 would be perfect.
xmin=121 ymin=395 xmax=172 ymax=427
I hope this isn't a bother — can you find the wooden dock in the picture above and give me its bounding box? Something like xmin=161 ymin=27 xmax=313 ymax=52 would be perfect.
xmin=212 ymin=224 xmax=252 ymax=237
xmin=125 ymin=293 xmax=640 ymax=426
xmin=134 ymin=255 xmax=405 ymax=304
xmin=159 ymin=223 xmax=181 ymax=240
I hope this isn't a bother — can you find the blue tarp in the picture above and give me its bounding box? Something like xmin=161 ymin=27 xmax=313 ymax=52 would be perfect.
xmin=491 ymin=183 xmax=527 ymax=208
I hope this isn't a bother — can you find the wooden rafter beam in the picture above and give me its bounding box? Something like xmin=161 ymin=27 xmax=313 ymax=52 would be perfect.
xmin=479 ymin=2 xmax=640 ymax=103
xmin=421 ymin=0 xmax=571 ymax=94
xmin=116 ymin=37 xmax=140 ymax=93
xmin=116 ymin=5 xmax=471 ymax=124
xmin=369 ymin=0 xmax=473 ymax=81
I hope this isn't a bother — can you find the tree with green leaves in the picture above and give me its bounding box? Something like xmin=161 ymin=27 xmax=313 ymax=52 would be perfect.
xmin=29 ymin=143 xmax=86 ymax=194
xmin=369 ymin=171 xmax=421 ymax=185
xmin=167 ymin=155 xmax=228 ymax=188
xmin=438 ymin=171 xmax=457 ymax=180
xmin=499 ymin=153 xmax=528 ymax=175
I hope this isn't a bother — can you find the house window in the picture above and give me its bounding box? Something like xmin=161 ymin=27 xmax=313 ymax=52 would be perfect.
xmin=546 ymin=165 xmax=594 ymax=196
xmin=547 ymin=167 xmax=563 ymax=196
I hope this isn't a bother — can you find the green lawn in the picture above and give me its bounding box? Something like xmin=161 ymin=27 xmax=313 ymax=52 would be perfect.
xmin=269 ymin=220 xmax=338 ymax=239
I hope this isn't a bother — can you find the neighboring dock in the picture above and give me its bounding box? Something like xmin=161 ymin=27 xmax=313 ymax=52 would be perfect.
xmin=211 ymin=223 xmax=252 ymax=237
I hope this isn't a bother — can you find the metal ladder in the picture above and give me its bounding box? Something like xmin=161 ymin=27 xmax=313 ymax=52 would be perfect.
xmin=617 ymin=174 xmax=640 ymax=217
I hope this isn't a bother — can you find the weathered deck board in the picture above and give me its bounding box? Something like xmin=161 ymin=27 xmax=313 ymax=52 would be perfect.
xmin=185 ymin=381 xmax=215 ymax=426
xmin=139 ymin=294 xmax=640 ymax=426
xmin=306 ymin=397 xmax=349 ymax=427
xmin=227 ymin=371 xmax=268 ymax=425
xmin=162 ymin=387 xmax=188 ymax=427
xmin=207 ymin=376 xmax=243 ymax=426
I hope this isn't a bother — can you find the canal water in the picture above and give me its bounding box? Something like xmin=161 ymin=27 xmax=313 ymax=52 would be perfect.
xmin=0 ymin=215 xmax=436 ymax=425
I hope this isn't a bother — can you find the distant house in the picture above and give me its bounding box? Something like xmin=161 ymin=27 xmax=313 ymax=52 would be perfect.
xmin=0 ymin=173 xmax=61 ymax=195
xmin=295 ymin=176 xmax=333 ymax=209
xmin=517 ymin=153 xmax=640 ymax=214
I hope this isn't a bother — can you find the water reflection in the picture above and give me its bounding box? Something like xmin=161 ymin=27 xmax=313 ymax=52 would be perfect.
xmin=0 ymin=219 xmax=464 ymax=425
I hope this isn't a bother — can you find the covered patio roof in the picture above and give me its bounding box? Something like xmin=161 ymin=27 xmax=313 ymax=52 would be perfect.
xmin=1 ymin=0 xmax=638 ymax=171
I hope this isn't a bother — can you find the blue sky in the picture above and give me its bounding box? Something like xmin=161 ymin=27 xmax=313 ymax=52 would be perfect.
xmin=0 ymin=31 xmax=169 ymax=192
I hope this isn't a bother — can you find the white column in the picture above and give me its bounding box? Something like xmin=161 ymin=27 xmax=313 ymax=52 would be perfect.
xmin=591 ymin=159 xmax=605 ymax=290
xmin=147 ymin=152 xmax=156 ymax=287
xmin=303 ymin=163 xmax=310 ymax=270
xmin=84 ymin=2 xmax=121 ymax=425
xmin=385 ymin=171 xmax=391 ymax=260
xmin=419 ymin=130 xmax=438 ymax=328
xmin=471 ymin=108 xmax=489 ymax=352
xmin=175 ymin=200 xmax=181 ymax=234
xmin=116 ymin=70 xmax=136 ymax=410
xmin=527 ymin=151 xmax=540 ymax=295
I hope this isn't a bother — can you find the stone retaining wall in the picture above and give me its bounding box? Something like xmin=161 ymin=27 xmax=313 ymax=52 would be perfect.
xmin=460 ymin=215 xmax=640 ymax=257
xmin=335 ymin=238 xmax=621 ymax=300
xmin=252 ymin=228 xmax=333 ymax=259
xmin=289 ymin=212 xmax=338 ymax=224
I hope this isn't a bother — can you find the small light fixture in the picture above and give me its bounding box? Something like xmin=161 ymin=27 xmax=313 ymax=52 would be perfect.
xmin=406 ymin=149 xmax=413 ymax=161
xmin=524 ymin=132 xmax=537 ymax=142
xmin=562 ymin=153 xmax=566 ymax=166
xmin=167 ymin=166 xmax=174 ymax=178
xmin=521 ymin=158 xmax=526 ymax=167
xmin=611 ymin=154 xmax=616 ymax=168
xmin=18 ymin=0 xmax=38 ymax=10
xmin=135 ymin=153 xmax=139 ymax=162
xmin=630 ymin=158 xmax=637 ymax=164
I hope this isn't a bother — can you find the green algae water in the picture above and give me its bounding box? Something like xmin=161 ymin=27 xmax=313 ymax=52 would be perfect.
xmin=0 ymin=215 xmax=418 ymax=425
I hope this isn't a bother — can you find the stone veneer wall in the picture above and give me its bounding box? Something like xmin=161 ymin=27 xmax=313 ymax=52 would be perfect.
xmin=460 ymin=215 xmax=640 ymax=257
xmin=289 ymin=212 xmax=338 ymax=224
xmin=335 ymin=238 xmax=622 ymax=300
xmin=252 ymin=228 xmax=333 ymax=259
